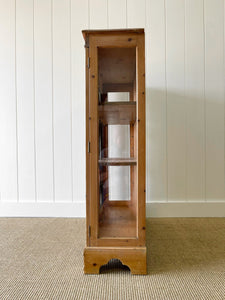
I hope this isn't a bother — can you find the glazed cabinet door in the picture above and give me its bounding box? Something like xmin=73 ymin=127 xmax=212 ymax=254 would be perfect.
xmin=87 ymin=32 xmax=145 ymax=248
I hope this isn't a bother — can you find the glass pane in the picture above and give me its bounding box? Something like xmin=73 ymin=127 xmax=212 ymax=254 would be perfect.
xmin=109 ymin=166 xmax=130 ymax=201
xmin=108 ymin=92 xmax=130 ymax=102
xmin=97 ymin=47 xmax=137 ymax=239
xmin=108 ymin=92 xmax=130 ymax=158
xmin=108 ymin=125 xmax=130 ymax=158
xmin=99 ymin=165 xmax=131 ymax=206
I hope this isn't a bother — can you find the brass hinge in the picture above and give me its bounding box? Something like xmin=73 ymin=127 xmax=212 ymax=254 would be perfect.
xmin=84 ymin=37 xmax=89 ymax=48
xmin=88 ymin=225 xmax=91 ymax=237
xmin=87 ymin=57 xmax=90 ymax=69
xmin=88 ymin=141 xmax=90 ymax=153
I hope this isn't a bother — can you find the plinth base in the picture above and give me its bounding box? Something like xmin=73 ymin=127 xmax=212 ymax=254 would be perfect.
xmin=84 ymin=247 xmax=147 ymax=275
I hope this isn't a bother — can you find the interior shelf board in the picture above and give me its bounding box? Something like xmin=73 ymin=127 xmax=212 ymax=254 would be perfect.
xmin=99 ymin=157 xmax=136 ymax=166
xmin=101 ymin=101 xmax=136 ymax=106
xmin=98 ymin=101 xmax=136 ymax=125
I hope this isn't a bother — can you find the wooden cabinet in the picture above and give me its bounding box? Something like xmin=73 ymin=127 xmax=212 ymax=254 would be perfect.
xmin=82 ymin=29 xmax=146 ymax=275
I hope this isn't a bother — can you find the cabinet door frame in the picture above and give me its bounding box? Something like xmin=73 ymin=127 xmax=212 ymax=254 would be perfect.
xmin=87 ymin=32 xmax=145 ymax=247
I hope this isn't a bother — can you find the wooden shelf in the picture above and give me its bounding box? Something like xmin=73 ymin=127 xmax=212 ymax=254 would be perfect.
xmin=99 ymin=206 xmax=136 ymax=238
xmin=98 ymin=101 xmax=136 ymax=125
xmin=99 ymin=157 xmax=136 ymax=166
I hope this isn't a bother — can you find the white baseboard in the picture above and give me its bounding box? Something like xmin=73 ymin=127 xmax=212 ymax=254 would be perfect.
xmin=0 ymin=202 xmax=86 ymax=217
xmin=0 ymin=202 xmax=224 ymax=218
xmin=146 ymin=202 xmax=225 ymax=217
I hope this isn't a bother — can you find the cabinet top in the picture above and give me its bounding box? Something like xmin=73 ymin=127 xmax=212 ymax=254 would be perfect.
xmin=82 ymin=28 xmax=144 ymax=40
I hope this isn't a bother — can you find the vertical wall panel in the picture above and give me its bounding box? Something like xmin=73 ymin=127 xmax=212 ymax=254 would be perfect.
xmin=34 ymin=0 xmax=54 ymax=202
xmin=0 ymin=0 xmax=17 ymax=202
xmin=108 ymin=0 xmax=126 ymax=28
xmin=127 ymin=0 xmax=145 ymax=28
xmin=16 ymin=0 xmax=36 ymax=202
xmin=52 ymin=0 xmax=72 ymax=202
xmin=166 ymin=0 xmax=186 ymax=201
xmin=71 ymin=0 xmax=88 ymax=202
xmin=205 ymin=0 xmax=225 ymax=201
xmin=185 ymin=0 xmax=205 ymax=202
xmin=146 ymin=0 xmax=167 ymax=202
xmin=89 ymin=0 xmax=107 ymax=29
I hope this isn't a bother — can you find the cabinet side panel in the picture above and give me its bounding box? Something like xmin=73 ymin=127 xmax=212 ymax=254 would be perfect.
xmin=137 ymin=34 xmax=146 ymax=245
xmin=85 ymin=41 xmax=90 ymax=246
xmin=89 ymin=37 xmax=99 ymax=245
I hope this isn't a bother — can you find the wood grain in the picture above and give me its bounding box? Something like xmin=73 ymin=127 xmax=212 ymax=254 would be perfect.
xmin=99 ymin=206 xmax=136 ymax=238
xmin=99 ymin=158 xmax=136 ymax=166
xmin=98 ymin=48 xmax=136 ymax=86
xmin=84 ymin=29 xmax=146 ymax=273
xmin=99 ymin=102 xmax=136 ymax=125
xmin=84 ymin=247 xmax=147 ymax=275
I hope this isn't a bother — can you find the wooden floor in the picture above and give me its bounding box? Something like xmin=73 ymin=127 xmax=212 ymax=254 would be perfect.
xmin=99 ymin=206 xmax=136 ymax=238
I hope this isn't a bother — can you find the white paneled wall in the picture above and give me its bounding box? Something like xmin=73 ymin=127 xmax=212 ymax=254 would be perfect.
xmin=16 ymin=0 xmax=36 ymax=202
xmin=34 ymin=0 xmax=54 ymax=202
xmin=185 ymin=0 xmax=205 ymax=202
xmin=0 ymin=0 xmax=224 ymax=217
